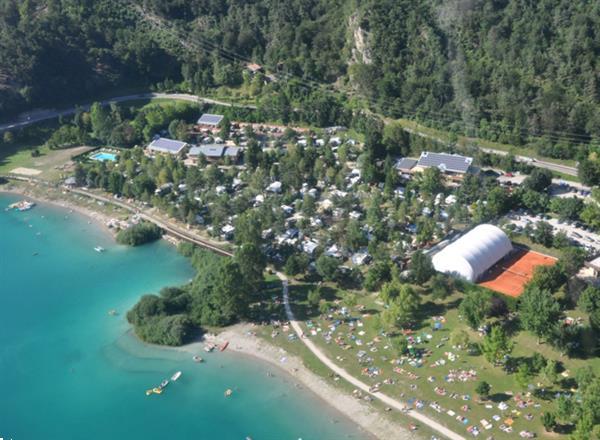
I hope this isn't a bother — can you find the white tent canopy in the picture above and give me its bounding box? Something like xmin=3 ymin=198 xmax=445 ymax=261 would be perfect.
xmin=432 ymin=224 xmax=512 ymax=282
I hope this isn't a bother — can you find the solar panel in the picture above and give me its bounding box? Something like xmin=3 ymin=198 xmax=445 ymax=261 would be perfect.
xmin=148 ymin=138 xmax=187 ymax=154
xmin=417 ymin=152 xmax=473 ymax=173
xmin=396 ymin=158 xmax=417 ymax=170
xmin=197 ymin=113 xmax=224 ymax=126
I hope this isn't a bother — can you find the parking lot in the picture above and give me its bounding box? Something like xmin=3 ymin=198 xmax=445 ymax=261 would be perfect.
xmin=506 ymin=212 xmax=600 ymax=254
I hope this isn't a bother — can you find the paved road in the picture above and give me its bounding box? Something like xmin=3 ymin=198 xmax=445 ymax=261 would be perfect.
xmin=277 ymin=272 xmax=465 ymax=440
xmin=479 ymin=148 xmax=578 ymax=177
xmin=0 ymin=93 xmax=256 ymax=133
xmin=402 ymin=125 xmax=579 ymax=177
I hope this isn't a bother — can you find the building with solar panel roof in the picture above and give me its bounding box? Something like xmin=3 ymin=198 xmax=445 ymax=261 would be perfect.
xmin=147 ymin=137 xmax=189 ymax=156
xmin=414 ymin=151 xmax=473 ymax=176
xmin=197 ymin=113 xmax=224 ymax=127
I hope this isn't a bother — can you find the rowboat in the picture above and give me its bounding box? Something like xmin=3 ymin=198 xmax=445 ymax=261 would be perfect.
xmin=219 ymin=341 xmax=229 ymax=352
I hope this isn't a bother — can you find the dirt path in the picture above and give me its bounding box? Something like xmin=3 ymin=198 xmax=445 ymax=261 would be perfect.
xmin=277 ymin=272 xmax=466 ymax=440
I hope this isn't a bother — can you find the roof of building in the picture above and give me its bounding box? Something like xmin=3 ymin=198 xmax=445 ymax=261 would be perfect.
xmin=417 ymin=152 xmax=473 ymax=174
xmin=223 ymin=146 xmax=241 ymax=157
xmin=197 ymin=113 xmax=224 ymax=126
xmin=586 ymin=256 xmax=600 ymax=270
xmin=432 ymin=224 xmax=513 ymax=282
xmin=191 ymin=144 xmax=226 ymax=158
xmin=396 ymin=158 xmax=418 ymax=171
xmin=148 ymin=138 xmax=187 ymax=154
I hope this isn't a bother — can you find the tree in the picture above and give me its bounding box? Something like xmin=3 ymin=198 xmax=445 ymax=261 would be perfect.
xmin=308 ymin=286 xmax=322 ymax=307
xmin=284 ymin=254 xmax=309 ymax=276
xmin=541 ymin=412 xmax=557 ymax=432
xmin=90 ymin=102 xmax=112 ymax=142
xmin=234 ymin=243 xmax=265 ymax=294
xmin=559 ymin=246 xmax=587 ymax=276
xmin=579 ymin=286 xmax=600 ymax=314
xmin=364 ymin=260 xmax=391 ymax=292
xmin=381 ymin=284 xmax=420 ymax=329
xmin=532 ymin=221 xmax=554 ymax=247
xmin=516 ymin=362 xmax=534 ymax=389
xmin=419 ymin=167 xmax=444 ymax=196
xmin=411 ymin=250 xmax=434 ymax=284
xmin=380 ymin=280 xmax=401 ymax=304
xmin=556 ymin=395 xmax=574 ymax=423
xmin=542 ymin=359 xmax=559 ymax=386
xmin=459 ymin=290 xmax=491 ymax=330
xmin=475 ymin=381 xmax=491 ymax=399
xmin=550 ymin=196 xmax=584 ymax=221
xmin=430 ymin=274 xmax=452 ymax=300
xmin=524 ymin=168 xmax=553 ymax=192
xmin=486 ymin=187 xmax=510 ymax=218
xmin=219 ymin=116 xmax=231 ymax=140
xmin=529 ymin=264 xmax=566 ymax=292
xmin=116 ymin=222 xmax=163 ymax=246
xmin=480 ymin=325 xmax=513 ymax=366
xmin=315 ymin=255 xmax=339 ymax=281
xmin=519 ymin=284 xmax=561 ymax=342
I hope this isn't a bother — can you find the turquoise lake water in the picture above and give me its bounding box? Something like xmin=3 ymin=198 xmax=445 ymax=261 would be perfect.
xmin=0 ymin=193 xmax=365 ymax=440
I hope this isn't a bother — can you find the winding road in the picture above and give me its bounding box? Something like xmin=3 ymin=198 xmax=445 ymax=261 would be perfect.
xmin=0 ymin=92 xmax=256 ymax=134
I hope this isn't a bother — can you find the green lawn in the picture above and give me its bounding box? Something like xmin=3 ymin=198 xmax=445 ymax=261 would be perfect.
xmin=275 ymin=279 xmax=589 ymax=439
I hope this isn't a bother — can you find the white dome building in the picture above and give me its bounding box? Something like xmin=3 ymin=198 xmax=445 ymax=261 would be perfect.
xmin=432 ymin=224 xmax=512 ymax=282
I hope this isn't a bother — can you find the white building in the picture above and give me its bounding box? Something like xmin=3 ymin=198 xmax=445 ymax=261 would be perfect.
xmin=432 ymin=224 xmax=512 ymax=282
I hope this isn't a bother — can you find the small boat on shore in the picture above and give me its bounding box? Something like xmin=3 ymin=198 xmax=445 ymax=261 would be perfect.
xmin=193 ymin=355 xmax=204 ymax=363
xmin=94 ymin=246 xmax=105 ymax=253
xmin=9 ymin=200 xmax=35 ymax=211
xmin=204 ymin=343 xmax=216 ymax=352
xmin=171 ymin=371 xmax=182 ymax=381
xmin=219 ymin=341 xmax=229 ymax=352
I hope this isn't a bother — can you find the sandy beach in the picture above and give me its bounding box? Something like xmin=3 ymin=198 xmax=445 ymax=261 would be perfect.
xmin=1 ymin=182 xmax=121 ymax=236
xmin=1 ymin=182 xmax=417 ymax=439
xmin=185 ymin=323 xmax=417 ymax=440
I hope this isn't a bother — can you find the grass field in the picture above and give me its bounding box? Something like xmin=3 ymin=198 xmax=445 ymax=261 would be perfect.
xmin=262 ymin=278 xmax=595 ymax=439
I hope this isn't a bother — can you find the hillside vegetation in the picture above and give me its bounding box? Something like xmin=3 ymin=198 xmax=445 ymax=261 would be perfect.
xmin=2 ymin=0 xmax=600 ymax=181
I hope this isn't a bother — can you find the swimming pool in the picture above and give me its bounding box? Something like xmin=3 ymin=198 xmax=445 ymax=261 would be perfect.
xmin=90 ymin=152 xmax=117 ymax=162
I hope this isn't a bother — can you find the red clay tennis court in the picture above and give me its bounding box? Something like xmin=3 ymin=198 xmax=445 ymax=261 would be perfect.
xmin=478 ymin=248 xmax=558 ymax=297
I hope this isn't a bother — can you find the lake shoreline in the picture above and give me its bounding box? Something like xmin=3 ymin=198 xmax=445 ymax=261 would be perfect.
xmin=0 ymin=183 xmax=416 ymax=440
xmin=179 ymin=323 xmax=416 ymax=440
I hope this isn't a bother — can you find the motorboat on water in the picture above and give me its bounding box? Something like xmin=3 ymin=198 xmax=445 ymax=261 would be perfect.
xmin=171 ymin=371 xmax=182 ymax=381
xmin=192 ymin=355 xmax=204 ymax=363
xmin=224 ymin=388 xmax=233 ymax=397
xmin=160 ymin=379 xmax=169 ymax=388
xmin=8 ymin=200 xmax=35 ymax=211
xmin=94 ymin=246 xmax=105 ymax=253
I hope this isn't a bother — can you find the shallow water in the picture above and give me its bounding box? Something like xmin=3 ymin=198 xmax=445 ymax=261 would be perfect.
xmin=0 ymin=193 xmax=364 ymax=440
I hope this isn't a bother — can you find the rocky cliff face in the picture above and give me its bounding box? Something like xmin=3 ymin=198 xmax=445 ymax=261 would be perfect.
xmin=348 ymin=13 xmax=372 ymax=65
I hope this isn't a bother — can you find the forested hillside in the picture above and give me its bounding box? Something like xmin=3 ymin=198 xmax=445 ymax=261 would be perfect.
xmin=2 ymin=0 xmax=600 ymax=162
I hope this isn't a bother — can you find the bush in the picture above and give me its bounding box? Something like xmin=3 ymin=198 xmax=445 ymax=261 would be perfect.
xmin=116 ymin=222 xmax=163 ymax=246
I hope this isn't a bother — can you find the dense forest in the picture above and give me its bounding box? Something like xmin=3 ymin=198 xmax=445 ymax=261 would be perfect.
xmin=2 ymin=0 xmax=600 ymax=172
